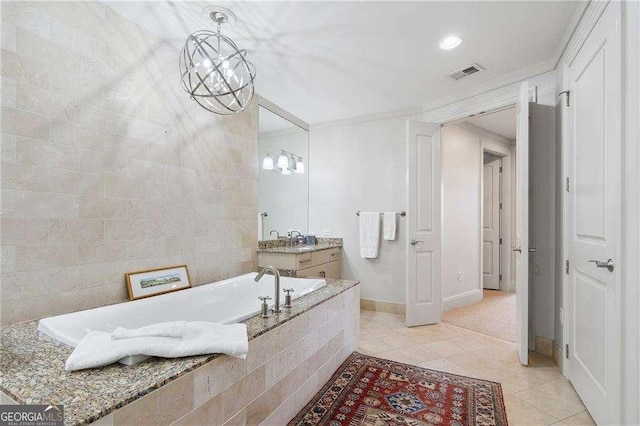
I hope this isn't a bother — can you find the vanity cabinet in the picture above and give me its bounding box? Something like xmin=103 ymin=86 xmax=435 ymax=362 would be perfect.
xmin=257 ymin=247 xmax=341 ymax=279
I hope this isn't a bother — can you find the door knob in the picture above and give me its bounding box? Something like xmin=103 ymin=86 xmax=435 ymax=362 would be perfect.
xmin=528 ymin=248 xmax=536 ymax=253
xmin=588 ymin=259 xmax=614 ymax=272
xmin=512 ymin=247 xmax=522 ymax=253
xmin=410 ymin=239 xmax=424 ymax=246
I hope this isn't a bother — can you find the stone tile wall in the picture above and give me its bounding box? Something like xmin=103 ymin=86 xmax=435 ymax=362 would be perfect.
xmin=0 ymin=1 xmax=259 ymax=324
xmin=89 ymin=284 xmax=360 ymax=426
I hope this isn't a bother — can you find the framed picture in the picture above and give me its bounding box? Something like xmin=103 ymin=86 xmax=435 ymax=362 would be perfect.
xmin=126 ymin=265 xmax=191 ymax=300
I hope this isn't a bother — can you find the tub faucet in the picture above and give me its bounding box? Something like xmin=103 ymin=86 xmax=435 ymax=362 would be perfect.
xmin=270 ymin=230 xmax=279 ymax=239
xmin=254 ymin=266 xmax=281 ymax=313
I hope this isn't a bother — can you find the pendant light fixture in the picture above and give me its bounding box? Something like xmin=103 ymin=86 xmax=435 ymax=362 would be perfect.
xmin=179 ymin=6 xmax=256 ymax=115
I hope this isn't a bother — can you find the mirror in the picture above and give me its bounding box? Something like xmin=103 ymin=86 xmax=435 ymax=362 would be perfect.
xmin=258 ymin=104 xmax=309 ymax=240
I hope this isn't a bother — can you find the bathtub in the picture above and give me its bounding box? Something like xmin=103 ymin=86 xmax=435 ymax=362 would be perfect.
xmin=38 ymin=273 xmax=326 ymax=365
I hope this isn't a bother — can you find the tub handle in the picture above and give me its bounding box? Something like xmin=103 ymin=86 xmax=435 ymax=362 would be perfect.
xmin=258 ymin=296 xmax=272 ymax=318
xmin=283 ymin=288 xmax=294 ymax=308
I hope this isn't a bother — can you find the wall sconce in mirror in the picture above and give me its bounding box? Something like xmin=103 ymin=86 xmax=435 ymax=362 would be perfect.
xmin=263 ymin=150 xmax=304 ymax=175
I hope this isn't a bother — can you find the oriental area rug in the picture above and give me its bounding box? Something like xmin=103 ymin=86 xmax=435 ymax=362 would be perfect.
xmin=289 ymin=352 xmax=508 ymax=426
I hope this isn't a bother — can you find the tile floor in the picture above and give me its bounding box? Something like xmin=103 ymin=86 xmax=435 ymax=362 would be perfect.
xmin=358 ymin=310 xmax=595 ymax=426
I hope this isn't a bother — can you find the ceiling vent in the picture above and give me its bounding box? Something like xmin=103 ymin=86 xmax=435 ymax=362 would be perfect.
xmin=447 ymin=63 xmax=485 ymax=81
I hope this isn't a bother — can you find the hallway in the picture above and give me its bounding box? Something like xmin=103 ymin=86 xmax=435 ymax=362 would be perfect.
xmin=443 ymin=290 xmax=516 ymax=342
xmin=358 ymin=310 xmax=594 ymax=426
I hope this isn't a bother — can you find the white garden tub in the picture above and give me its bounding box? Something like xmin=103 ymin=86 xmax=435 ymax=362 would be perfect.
xmin=38 ymin=273 xmax=326 ymax=365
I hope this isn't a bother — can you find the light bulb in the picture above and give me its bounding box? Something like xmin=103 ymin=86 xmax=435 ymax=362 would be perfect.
xmin=262 ymin=154 xmax=274 ymax=170
xmin=295 ymin=159 xmax=304 ymax=174
xmin=277 ymin=153 xmax=288 ymax=170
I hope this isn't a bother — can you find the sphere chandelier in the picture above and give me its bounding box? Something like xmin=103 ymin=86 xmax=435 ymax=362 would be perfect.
xmin=179 ymin=6 xmax=256 ymax=115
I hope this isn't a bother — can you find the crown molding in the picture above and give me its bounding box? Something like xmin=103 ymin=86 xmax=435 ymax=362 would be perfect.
xmin=560 ymin=0 xmax=610 ymax=67
xmin=310 ymin=106 xmax=423 ymax=130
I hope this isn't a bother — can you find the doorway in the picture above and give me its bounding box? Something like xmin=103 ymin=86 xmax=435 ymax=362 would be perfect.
xmin=438 ymin=107 xmax=518 ymax=343
xmin=482 ymin=152 xmax=503 ymax=291
xmin=406 ymin=81 xmax=532 ymax=365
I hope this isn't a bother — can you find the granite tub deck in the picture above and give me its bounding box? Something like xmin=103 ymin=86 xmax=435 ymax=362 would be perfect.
xmin=0 ymin=279 xmax=360 ymax=426
xmin=257 ymin=237 xmax=342 ymax=254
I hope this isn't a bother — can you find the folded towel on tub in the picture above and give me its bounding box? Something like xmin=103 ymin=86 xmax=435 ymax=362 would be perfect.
xmin=111 ymin=321 xmax=186 ymax=340
xmin=65 ymin=321 xmax=248 ymax=371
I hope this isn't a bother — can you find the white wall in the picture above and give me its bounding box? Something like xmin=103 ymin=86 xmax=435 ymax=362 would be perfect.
xmin=309 ymin=112 xmax=420 ymax=304
xmin=258 ymin=127 xmax=309 ymax=238
xmin=441 ymin=125 xmax=482 ymax=307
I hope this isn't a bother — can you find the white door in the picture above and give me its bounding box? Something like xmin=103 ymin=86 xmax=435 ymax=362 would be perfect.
xmin=515 ymin=82 xmax=530 ymax=365
xmin=566 ymin=2 xmax=621 ymax=423
xmin=406 ymin=120 xmax=441 ymax=326
xmin=483 ymin=156 xmax=501 ymax=290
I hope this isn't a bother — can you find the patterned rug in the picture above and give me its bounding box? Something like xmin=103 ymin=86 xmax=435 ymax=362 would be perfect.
xmin=290 ymin=352 xmax=508 ymax=426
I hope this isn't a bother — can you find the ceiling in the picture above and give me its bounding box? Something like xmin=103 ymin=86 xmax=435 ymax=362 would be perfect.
xmin=465 ymin=107 xmax=516 ymax=140
xmin=104 ymin=1 xmax=583 ymax=125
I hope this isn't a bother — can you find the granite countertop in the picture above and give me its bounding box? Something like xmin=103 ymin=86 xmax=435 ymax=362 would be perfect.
xmin=0 ymin=279 xmax=359 ymax=426
xmin=257 ymin=237 xmax=342 ymax=254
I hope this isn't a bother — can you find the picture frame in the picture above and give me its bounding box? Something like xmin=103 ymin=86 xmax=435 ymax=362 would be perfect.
xmin=125 ymin=265 xmax=191 ymax=300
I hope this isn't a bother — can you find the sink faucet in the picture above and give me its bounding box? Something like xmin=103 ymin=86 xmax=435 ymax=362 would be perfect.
xmin=290 ymin=230 xmax=301 ymax=247
xmin=269 ymin=230 xmax=279 ymax=239
xmin=254 ymin=266 xmax=281 ymax=313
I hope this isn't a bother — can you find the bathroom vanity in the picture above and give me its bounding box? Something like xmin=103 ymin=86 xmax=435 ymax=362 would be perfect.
xmin=257 ymin=238 xmax=342 ymax=279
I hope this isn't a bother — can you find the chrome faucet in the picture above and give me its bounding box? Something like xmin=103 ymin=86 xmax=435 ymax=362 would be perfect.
xmin=269 ymin=230 xmax=279 ymax=239
xmin=254 ymin=266 xmax=281 ymax=313
xmin=289 ymin=230 xmax=301 ymax=247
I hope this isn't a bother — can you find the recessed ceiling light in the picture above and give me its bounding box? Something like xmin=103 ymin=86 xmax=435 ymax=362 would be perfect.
xmin=439 ymin=35 xmax=463 ymax=50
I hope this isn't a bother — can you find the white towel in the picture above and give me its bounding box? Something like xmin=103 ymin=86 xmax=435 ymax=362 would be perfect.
xmin=258 ymin=213 xmax=263 ymax=240
xmin=111 ymin=321 xmax=186 ymax=340
xmin=65 ymin=322 xmax=248 ymax=371
xmin=383 ymin=212 xmax=397 ymax=241
xmin=359 ymin=212 xmax=380 ymax=259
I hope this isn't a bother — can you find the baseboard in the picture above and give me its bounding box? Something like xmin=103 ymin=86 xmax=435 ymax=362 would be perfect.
xmin=443 ymin=289 xmax=483 ymax=311
xmin=552 ymin=342 xmax=563 ymax=367
xmin=360 ymin=298 xmax=406 ymax=316
xmin=535 ymin=335 xmax=554 ymax=357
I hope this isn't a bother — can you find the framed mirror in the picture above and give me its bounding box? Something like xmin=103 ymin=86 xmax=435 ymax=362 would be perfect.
xmin=258 ymin=99 xmax=309 ymax=240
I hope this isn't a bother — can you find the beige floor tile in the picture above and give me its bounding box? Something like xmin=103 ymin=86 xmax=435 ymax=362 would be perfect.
xmin=360 ymin=323 xmax=396 ymax=338
xmin=358 ymin=338 xmax=394 ymax=355
xmin=504 ymin=394 xmax=559 ymax=425
xmin=394 ymin=345 xmax=441 ymax=363
xmin=560 ymin=411 xmax=596 ymax=426
xmin=374 ymin=350 xmax=418 ymax=365
xmin=447 ymin=351 xmax=502 ymax=373
xmin=423 ymin=340 xmax=468 ymax=357
xmin=378 ymin=333 xmax=418 ymax=350
xmin=359 ymin=331 xmax=373 ymax=340
xmin=448 ymin=336 xmax=494 ymax=352
xmin=418 ymin=359 xmax=472 ymax=377
xmin=513 ymin=379 xmax=586 ymax=420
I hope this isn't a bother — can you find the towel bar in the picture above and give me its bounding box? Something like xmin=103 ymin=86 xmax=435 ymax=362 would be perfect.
xmin=355 ymin=211 xmax=406 ymax=217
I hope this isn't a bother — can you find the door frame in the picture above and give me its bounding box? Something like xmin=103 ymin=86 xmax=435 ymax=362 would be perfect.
xmin=481 ymin=141 xmax=514 ymax=293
